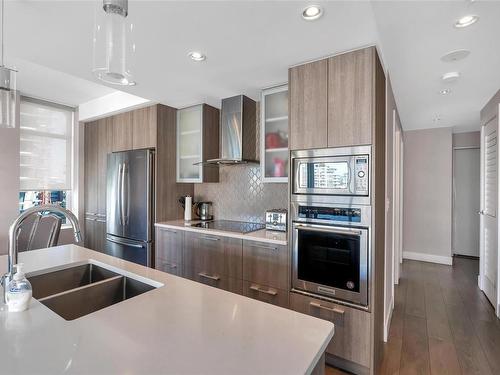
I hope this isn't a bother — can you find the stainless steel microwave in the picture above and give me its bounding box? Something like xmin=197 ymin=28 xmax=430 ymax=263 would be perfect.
xmin=291 ymin=146 xmax=371 ymax=199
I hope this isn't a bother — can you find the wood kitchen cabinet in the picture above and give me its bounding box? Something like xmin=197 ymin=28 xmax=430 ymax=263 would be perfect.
xmin=111 ymin=111 xmax=133 ymax=152
xmin=132 ymin=105 xmax=157 ymax=149
xmin=84 ymin=119 xmax=109 ymax=253
xmin=290 ymin=292 xmax=371 ymax=370
xmin=242 ymin=240 xmax=289 ymax=308
xmin=289 ymin=59 xmax=328 ymax=150
xmin=261 ymin=85 xmax=289 ymax=182
xmin=155 ymin=227 xmax=184 ymax=277
xmin=289 ymin=46 xmax=382 ymax=150
xmin=183 ymin=232 xmax=242 ymax=293
xmin=328 ymin=48 xmax=374 ymax=147
xmin=242 ymin=240 xmax=288 ymax=290
xmin=176 ymin=104 xmax=219 ymax=183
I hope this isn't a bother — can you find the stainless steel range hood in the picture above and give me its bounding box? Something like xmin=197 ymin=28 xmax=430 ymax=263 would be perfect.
xmin=204 ymin=95 xmax=258 ymax=165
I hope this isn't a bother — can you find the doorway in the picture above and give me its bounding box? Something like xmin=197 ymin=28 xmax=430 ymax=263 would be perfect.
xmin=453 ymin=147 xmax=480 ymax=257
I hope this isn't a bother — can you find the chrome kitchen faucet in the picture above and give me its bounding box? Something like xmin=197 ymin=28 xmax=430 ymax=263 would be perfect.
xmin=1 ymin=204 xmax=83 ymax=303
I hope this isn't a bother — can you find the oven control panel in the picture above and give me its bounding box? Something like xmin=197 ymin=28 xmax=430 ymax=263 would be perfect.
xmin=354 ymin=156 xmax=369 ymax=195
xmin=298 ymin=206 xmax=362 ymax=223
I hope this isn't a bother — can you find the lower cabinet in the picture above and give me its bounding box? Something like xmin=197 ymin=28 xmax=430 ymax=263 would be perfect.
xmin=155 ymin=227 xmax=183 ymax=276
xmin=84 ymin=218 xmax=106 ymax=253
xmin=290 ymin=292 xmax=371 ymax=368
xmin=155 ymin=228 xmax=290 ymax=306
xmin=242 ymin=281 xmax=289 ymax=308
xmin=183 ymin=232 xmax=242 ymax=279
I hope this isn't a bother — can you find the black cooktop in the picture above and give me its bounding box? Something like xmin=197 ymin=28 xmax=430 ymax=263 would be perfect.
xmin=192 ymin=220 xmax=265 ymax=234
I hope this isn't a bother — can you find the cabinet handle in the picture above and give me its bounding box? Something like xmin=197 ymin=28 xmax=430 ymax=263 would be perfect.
xmin=85 ymin=217 xmax=97 ymax=222
xmin=162 ymin=262 xmax=177 ymax=269
xmin=250 ymin=284 xmax=278 ymax=296
xmin=200 ymin=236 xmax=220 ymax=242
xmin=163 ymin=229 xmax=178 ymax=234
xmin=198 ymin=272 xmax=220 ymax=281
xmin=250 ymin=243 xmax=278 ymax=251
xmin=309 ymin=301 xmax=345 ymax=316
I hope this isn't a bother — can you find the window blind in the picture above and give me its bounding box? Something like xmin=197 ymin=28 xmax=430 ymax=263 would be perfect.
xmin=19 ymin=98 xmax=74 ymax=191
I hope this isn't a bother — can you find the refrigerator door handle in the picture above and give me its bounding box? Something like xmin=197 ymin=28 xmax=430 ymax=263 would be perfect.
xmin=117 ymin=163 xmax=124 ymax=226
xmin=124 ymin=162 xmax=130 ymax=226
xmin=120 ymin=162 xmax=127 ymax=227
xmin=106 ymin=236 xmax=145 ymax=249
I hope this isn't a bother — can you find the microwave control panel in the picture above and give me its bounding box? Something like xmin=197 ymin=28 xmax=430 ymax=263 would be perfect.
xmin=354 ymin=156 xmax=369 ymax=195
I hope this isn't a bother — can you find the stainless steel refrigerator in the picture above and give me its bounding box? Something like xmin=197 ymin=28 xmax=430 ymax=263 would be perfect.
xmin=106 ymin=149 xmax=154 ymax=267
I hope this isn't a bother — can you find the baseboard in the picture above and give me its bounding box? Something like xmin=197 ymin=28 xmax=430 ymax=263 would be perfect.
xmin=403 ymin=251 xmax=453 ymax=265
xmin=383 ymin=296 xmax=394 ymax=342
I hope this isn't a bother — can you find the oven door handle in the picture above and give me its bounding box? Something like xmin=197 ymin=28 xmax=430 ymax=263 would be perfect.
xmin=293 ymin=223 xmax=363 ymax=237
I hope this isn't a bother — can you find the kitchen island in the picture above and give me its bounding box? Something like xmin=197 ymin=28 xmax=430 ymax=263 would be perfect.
xmin=0 ymin=245 xmax=333 ymax=374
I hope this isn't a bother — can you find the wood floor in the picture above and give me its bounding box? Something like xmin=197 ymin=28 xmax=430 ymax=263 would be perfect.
xmin=326 ymin=257 xmax=500 ymax=375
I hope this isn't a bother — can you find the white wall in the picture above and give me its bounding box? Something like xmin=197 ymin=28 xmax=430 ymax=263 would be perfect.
xmin=0 ymin=128 xmax=20 ymax=255
xmin=403 ymin=127 xmax=453 ymax=265
xmin=78 ymin=91 xmax=151 ymax=122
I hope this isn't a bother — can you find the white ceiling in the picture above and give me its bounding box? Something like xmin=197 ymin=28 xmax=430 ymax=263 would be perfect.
xmin=9 ymin=57 xmax=116 ymax=107
xmin=4 ymin=1 xmax=500 ymax=131
xmin=372 ymin=0 xmax=500 ymax=132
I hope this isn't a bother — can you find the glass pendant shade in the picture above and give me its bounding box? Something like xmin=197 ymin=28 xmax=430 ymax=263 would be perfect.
xmin=0 ymin=65 xmax=17 ymax=128
xmin=92 ymin=0 xmax=136 ymax=86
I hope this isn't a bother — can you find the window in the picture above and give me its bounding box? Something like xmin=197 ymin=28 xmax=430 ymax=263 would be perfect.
xmin=19 ymin=97 xmax=75 ymax=220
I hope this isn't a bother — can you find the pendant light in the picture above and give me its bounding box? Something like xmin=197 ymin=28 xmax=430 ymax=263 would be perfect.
xmin=92 ymin=0 xmax=136 ymax=86
xmin=0 ymin=0 xmax=18 ymax=128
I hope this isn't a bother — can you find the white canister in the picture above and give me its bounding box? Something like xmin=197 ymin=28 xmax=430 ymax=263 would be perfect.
xmin=184 ymin=196 xmax=192 ymax=221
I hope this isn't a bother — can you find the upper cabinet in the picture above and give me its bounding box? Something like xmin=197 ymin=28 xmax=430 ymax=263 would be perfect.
xmin=289 ymin=59 xmax=328 ymax=150
xmin=132 ymin=106 xmax=157 ymax=149
xmin=289 ymin=46 xmax=379 ymax=150
xmin=111 ymin=111 xmax=133 ymax=152
xmin=176 ymin=104 xmax=220 ymax=183
xmin=261 ymin=85 xmax=289 ymax=183
xmin=328 ymin=48 xmax=373 ymax=147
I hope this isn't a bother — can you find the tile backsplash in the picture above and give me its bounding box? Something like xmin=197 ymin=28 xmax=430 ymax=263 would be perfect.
xmin=194 ymin=164 xmax=288 ymax=223
xmin=193 ymin=101 xmax=288 ymax=223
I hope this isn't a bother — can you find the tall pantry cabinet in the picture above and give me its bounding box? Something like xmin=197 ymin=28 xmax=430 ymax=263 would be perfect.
xmin=288 ymin=46 xmax=387 ymax=375
xmin=82 ymin=104 xmax=193 ymax=253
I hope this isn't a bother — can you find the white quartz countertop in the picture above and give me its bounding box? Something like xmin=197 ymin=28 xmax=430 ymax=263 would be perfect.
xmin=0 ymin=245 xmax=333 ymax=375
xmin=155 ymin=220 xmax=288 ymax=245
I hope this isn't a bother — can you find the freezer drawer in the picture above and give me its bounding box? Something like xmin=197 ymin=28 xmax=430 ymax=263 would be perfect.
xmin=105 ymin=234 xmax=152 ymax=267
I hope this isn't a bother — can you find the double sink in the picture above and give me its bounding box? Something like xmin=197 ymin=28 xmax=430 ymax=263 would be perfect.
xmin=27 ymin=262 xmax=158 ymax=321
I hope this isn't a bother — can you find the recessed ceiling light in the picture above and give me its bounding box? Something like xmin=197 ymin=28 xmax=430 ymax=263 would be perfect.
xmin=441 ymin=49 xmax=470 ymax=62
xmin=302 ymin=5 xmax=323 ymax=21
xmin=440 ymin=88 xmax=452 ymax=95
xmin=442 ymin=71 xmax=460 ymax=83
xmin=188 ymin=51 xmax=206 ymax=62
xmin=454 ymin=15 xmax=479 ymax=28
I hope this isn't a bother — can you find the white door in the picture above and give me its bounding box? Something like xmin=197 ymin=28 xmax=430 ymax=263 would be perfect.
xmin=453 ymin=148 xmax=480 ymax=257
xmin=481 ymin=119 xmax=498 ymax=309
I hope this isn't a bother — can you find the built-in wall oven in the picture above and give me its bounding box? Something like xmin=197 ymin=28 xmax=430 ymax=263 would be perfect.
xmin=291 ymin=146 xmax=372 ymax=307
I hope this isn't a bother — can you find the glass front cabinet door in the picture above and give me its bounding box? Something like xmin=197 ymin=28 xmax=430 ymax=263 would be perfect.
xmin=261 ymin=85 xmax=289 ymax=183
xmin=176 ymin=104 xmax=220 ymax=183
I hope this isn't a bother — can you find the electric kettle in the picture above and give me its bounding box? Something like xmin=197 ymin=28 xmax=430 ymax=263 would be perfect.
xmin=196 ymin=202 xmax=213 ymax=221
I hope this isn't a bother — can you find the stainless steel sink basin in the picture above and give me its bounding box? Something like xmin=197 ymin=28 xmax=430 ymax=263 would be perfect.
xmin=27 ymin=262 xmax=158 ymax=321
xmin=28 ymin=263 xmax=119 ymax=299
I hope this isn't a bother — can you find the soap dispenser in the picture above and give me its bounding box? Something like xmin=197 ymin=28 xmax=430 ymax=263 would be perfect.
xmin=6 ymin=263 xmax=32 ymax=312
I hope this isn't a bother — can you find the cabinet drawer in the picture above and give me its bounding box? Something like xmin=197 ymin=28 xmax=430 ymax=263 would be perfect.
xmin=156 ymin=228 xmax=183 ymax=264
xmin=243 ymin=281 xmax=289 ymax=308
xmin=185 ymin=267 xmax=242 ymax=294
xmin=243 ymin=240 xmax=288 ymax=290
xmin=290 ymin=292 xmax=370 ymax=367
xmin=156 ymin=258 xmax=183 ymax=277
xmin=184 ymin=232 xmax=242 ymax=279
